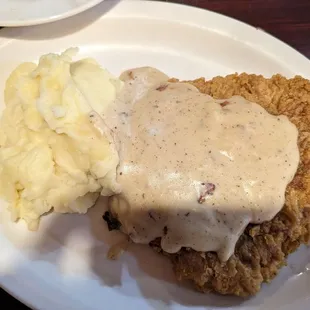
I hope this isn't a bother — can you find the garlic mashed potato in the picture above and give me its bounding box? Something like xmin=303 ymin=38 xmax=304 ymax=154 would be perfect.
xmin=0 ymin=48 xmax=123 ymax=230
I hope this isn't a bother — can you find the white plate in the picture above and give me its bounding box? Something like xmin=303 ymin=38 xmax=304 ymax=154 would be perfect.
xmin=0 ymin=0 xmax=104 ymax=27
xmin=0 ymin=0 xmax=310 ymax=309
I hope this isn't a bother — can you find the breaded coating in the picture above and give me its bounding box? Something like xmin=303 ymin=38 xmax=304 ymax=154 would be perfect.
xmin=151 ymin=73 xmax=310 ymax=297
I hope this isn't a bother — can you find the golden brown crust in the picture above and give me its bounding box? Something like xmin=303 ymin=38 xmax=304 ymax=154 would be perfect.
xmin=152 ymin=73 xmax=310 ymax=297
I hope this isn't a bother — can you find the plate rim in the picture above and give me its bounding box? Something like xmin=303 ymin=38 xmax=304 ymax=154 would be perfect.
xmin=0 ymin=0 xmax=105 ymax=27
xmin=1 ymin=0 xmax=309 ymax=76
xmin=0 ymin=1 xmax=309 ymax=309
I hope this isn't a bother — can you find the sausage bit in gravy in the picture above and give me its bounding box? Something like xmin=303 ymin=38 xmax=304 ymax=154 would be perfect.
xmin=102 ymin=67 xmax=299 ymax=261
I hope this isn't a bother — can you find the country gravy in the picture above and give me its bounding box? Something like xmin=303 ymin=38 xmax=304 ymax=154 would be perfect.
xmin=103 ymin=67 xmax=299 ymax=261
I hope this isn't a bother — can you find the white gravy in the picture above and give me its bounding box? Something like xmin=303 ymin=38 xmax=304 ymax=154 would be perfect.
xmin=104 ymin=67 xmax=300 ymax=261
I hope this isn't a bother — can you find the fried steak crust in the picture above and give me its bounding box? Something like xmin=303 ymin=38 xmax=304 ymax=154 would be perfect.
xmin=150 ymin=73 xmax=310 ymax=297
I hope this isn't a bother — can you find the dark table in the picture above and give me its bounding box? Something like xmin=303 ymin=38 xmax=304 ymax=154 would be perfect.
xmin=167 ymin=0 xmax=310 ymax=58
xmin=1 ymin=0 xmax=310 ymax=309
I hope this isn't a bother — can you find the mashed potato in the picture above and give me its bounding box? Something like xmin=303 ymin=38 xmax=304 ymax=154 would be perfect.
xmin=0 ymin=48 xmax=122 ymax=230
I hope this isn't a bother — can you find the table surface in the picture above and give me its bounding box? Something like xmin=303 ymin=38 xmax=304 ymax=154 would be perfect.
xmin=1 ymin=0 xmax=310 ymax=309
